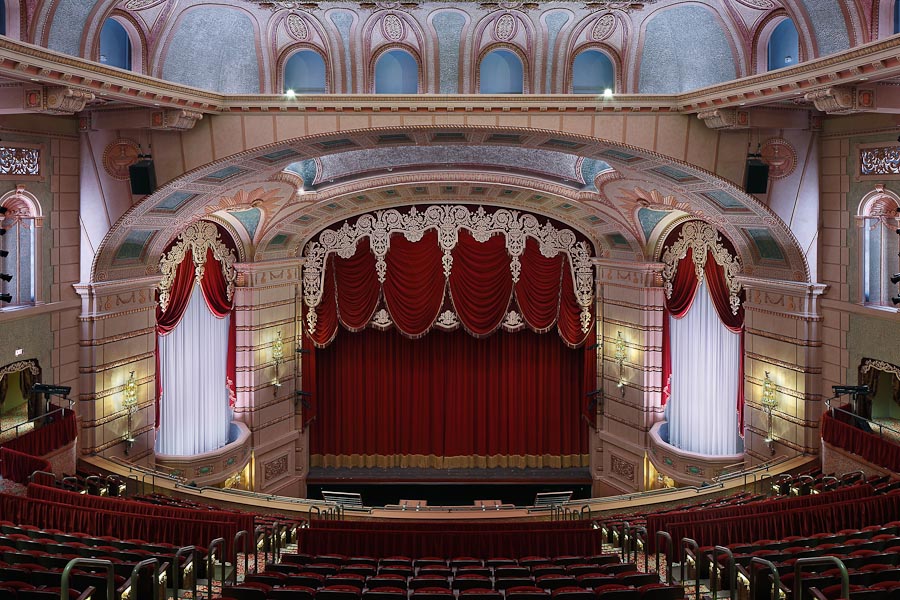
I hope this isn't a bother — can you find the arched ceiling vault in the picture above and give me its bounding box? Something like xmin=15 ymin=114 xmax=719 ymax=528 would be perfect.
xmin=93 ymin=126 xmax=810 ymax=285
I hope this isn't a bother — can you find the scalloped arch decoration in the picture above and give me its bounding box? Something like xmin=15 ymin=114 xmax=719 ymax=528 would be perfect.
xmin=158 ymin=221 xmax=237 ymax=311
xmin=302 ymin=205 xmax=594 ymax=336
xmin=661 ymin=221 xmax=743 ymax=314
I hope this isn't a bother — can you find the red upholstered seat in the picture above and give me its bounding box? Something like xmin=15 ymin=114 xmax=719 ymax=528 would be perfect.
xmin=638 ymin=584 xmax=686 ymax=600
xmin=326 ymin=574 xmax=366 ymax=589
xmin=410 ymin=587 xmax=454 ymax=600
xmin=317 ymin=585 xmax=363 ymax=600
xmin=269 ymin=585 xmax=317 ymax=600
xmin=507 ymin=586 xmax=552 ymax=600
xmin=223 ymin=583 xmax=272 ymax=600
xmin=551 ymin=586 xmax=594 ymax=600
xmin=366 ymin=575 xmax=408 ymax=590
xmin=453 ymin=575 xmax=493 ymax=590
xmin=409 ymin=576 xmax=450 ymax=590
xmin=363 ymin=588 xmax=406 ymax=600
xmin=593 ymin=585 xmax=639 ymax=600
xmin=459 ymin=589 xmax=503 ymax=600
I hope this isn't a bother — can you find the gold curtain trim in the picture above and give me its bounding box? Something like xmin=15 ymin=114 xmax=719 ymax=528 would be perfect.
xmin=310 ymin=453 xmax=590 ymax=469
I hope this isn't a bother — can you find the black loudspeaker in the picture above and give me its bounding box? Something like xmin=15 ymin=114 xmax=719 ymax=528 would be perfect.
xmin=129 ymin=159 xmax=157 ymax=195
xmin=744 ymin=159 xmax=769 ymax=194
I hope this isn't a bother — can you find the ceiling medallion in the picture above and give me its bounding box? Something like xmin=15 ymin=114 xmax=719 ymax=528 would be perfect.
xmin=122 ymin=0 xmax=166 ymax=10
xmin=760 ymin=138 xmax=797 ymax=180
xmin=102 ymin=139 xmax=141 ymax=181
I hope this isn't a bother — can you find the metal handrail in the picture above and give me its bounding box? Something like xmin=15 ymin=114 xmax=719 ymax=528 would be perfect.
xmin=619 ymin=521 xmax=630 ymax=561
xmin=173 ymin=546 xmax=198 ymax=599
xmin=710 ymin=546 xmax=735 ymax=600
xmin=129 ymin=557 xmax=159 ymax=600
xmin=233 ymin=531 xmax=250 ymax=584
xmin=630 ymin=526 xmax=647 ymax=568
xmin=0 ymin=406 xmax=69 ymax=437
xmin=655 ymin=531 xmax=673 ymax=585
xmin=254 ymin=525 xmax=269 ymax=566
xmin=27 ymin=470 xmax=56 ymax=484
xmin=61 ymin=558 xmax=116 ymax=600
xmin=749 ymin=557 xmax=782 ymax=600
xmin=206 ymin=538 xmax=225 ymax=600
xmin=681 ymin=538 xmax=700 ymax=600
xmin=830 ymin=404 xmax=900 ymax=440
xmin=792 ymin=557 xmax=848 ymax=600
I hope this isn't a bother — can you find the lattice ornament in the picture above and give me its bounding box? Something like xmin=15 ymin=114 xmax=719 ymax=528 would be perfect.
xmin=302 ymin=205 xmax=594 ymax=335
xmin=660 ymin=221 xmax=742 ymax=315
xmin=158 ymin=221 xmax=237 ymax=312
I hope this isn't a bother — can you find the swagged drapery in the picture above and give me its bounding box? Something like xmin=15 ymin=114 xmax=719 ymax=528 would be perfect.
xmin=155 ymin=222 xmax=237 ymax=456
xmin=661 ymin=222 xmax=745 ymax=456
xmin=302 ymin=206 xmax=596 ymax=468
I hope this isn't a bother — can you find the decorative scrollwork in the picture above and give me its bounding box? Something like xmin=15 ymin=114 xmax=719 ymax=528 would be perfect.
xmin=0 ymin=146 xmax=40 ymax=176
xmin=286 ymin=13 xmax=310 ymax=40
xmin=435 ymin=310 xmax=459 ymax=330
xmin=502 ymin=310 xmax=525 ymax=331
xmin=860 ymin=358 xmax=900 ymax=382
xmin=371 ymin=308 xmax=393 ymax=329
xmin=0 ymin=359 xmax=41 ymax=380
xmin=158 ymin=221 xmax=237 ymax=312
xmin=302 ymin=205 xmax=594 ymax=332
xmin=661 ymin=221 xmax=742 ymax=314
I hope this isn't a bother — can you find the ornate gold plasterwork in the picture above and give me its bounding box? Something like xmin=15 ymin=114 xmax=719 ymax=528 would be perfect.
xmin=661 ymin=221 xmax=743 ymax=314
xmin=0 ymin=359 xmax=41 ymax=380
xmin=302 ymin=205 xmax=594 ymax=335
xmin=860 ymin=358 xmax=900 ymax=382
xmin=157 ymin=222 xmax=237 ymax=311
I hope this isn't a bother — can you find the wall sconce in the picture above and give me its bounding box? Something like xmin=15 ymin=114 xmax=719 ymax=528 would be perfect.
xmin=123 ymin=371 xmax=138 ymax=454
xmin=614 ymin=331 xmax=627 ymax=397
xmin=272 ymin=331 xmax=284 ymax=388
xmin=761 ymin=370 xmax=778 ymax=455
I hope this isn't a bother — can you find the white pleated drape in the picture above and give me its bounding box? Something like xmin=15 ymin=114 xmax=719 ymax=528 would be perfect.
xmin=155 ymin=283 xmax=231 ymax=455
xmin=667 ymin=280 xmax=741 ymax=456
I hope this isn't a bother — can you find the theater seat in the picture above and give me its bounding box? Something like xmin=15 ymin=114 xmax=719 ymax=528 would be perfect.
xmin=269 ymin=586 xmax=318 ymax=600
xmin=507 ymin=586 xmax=552 ymax=600
xmin=223 ymin=583 xmax=272 ymax=600
xmin=594 ymin=584 xmax=640 ymax=600
xmin=410 ymin=587 xmax=454 ymax=600
xmin=317 ymin=585 xmax=363 ymax=600
xmin=551 ymin=587 xmax=594 ymax=600
xmin=638 ymin=584 xmax=686 ymax=600
xmin=453 ymin=575 xmax=493 ymax=590
xmin=459 ymin=589 xmax=503 ymax=600
xmin=363 ymin=588 xmax=406 ymax=600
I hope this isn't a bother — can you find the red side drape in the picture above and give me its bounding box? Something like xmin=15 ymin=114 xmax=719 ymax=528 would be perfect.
xmin=383 ymin=230 xmax=445 ymax=336
xmin=310 ymin=258 xmax=339 ymax=347
xmin=448 ymin=230 xmax=514 ymax=336
xmin=334 ymin=238 xmax=380 ymax=331
xmin=310 ymin=327 xmax=588 ymax=466
xmin=516 ymin=238 xmax=565 ymax=332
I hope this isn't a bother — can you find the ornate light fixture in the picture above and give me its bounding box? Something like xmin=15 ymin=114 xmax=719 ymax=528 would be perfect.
xmin=123 ymin=371 xmax=138 ymax=454
xmin=614 ymin=331 xmax=627 ymax=397
xmin=761 ymin=371 xmax=778 ymax=455
xmin=272 ymin=331 xmax=284 ymax=388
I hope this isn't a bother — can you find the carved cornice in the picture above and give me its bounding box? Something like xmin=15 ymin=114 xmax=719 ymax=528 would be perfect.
xmin=697 ymin=108 xmax=750 ymax=130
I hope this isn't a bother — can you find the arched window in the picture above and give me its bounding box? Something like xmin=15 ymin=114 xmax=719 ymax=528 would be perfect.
xmin=767 ymin=19 xmax=799 ymax=72
xmin=99 ymin=18 xmax=132 ymax=70
xmin=479 ymin=49 xmax=524 ymax=94
xmin=374 ymin=49 xmax=419 ymax=94
xmin=284 ymin=50 xmax=327 ymax=94
xmin=858 ymin=187 xmax=900 ymax=307
xmin=572 ymin=49 xmax=615 ymax=94
xmin=0 ymin=187 xmax=42 ymax=308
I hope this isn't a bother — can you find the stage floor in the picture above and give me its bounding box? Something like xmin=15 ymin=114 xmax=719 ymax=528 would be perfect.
xmin=307 ymin=467 xmax=592 ymax=507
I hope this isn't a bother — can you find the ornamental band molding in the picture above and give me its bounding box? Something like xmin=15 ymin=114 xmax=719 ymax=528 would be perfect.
xmin=661 ymin=221 xmax=743 ymax=314
xmin=157 ymin=221 xmax=237 ymax=311
xmin=302 ymin=205 xmax=594 ymax=335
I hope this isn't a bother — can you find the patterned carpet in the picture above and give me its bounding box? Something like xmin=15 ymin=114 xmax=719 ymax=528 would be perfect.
xmin=0 ymin=403 xmax=32 ymax=444
xmin=871 ymin=418 xmax=900 ymax=444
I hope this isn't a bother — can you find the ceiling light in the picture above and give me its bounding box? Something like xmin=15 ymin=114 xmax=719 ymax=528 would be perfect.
xmin=0 ymin=273 xmax=11 ymax=282
xmin=603 ymin=88 xmax=613 ymax=99
xmin=285 ymin=89 xmax=296 ymax=98
xmin=891 ymin=273 xmax=900 ymax=285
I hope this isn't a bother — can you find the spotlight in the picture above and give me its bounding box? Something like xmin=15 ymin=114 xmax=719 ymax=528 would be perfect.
xmin=603 ymin=88 xmax=613 ymax=98
xmin=893 ymin=295 xmax=900 ymax=305
xmin=0 ymin=293 xmax=10 ymax=303
xmin=0 ymin=273 xmax=11 ymax=282
xmin=0 ymin=250 xmax=7 ymax=258
xmin=892 ymin=273 xmax=900 ymax=285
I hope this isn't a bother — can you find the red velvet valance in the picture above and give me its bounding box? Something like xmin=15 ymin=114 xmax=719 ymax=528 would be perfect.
xmin=661 ymin=247 xmax=745 ymax=434
xmin=0 ymin=408 xmax=77 ymax=458
xmin=310 ymin=232 xmax=593 ymax=348
xmin=0 ymin=447 xmax=51 ymax=484
xmin=822 ymin=407 xmax=900 ymax=472
xmin=155 ymin=247 xmax=236 ymax=426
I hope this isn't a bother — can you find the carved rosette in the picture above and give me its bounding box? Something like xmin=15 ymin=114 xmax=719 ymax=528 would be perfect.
xmin=494 ymin=13 xmax=517 ymax=41
xmin=661 ymin=221 xmax=743 ymax=314
xmin=158 ymin=221 xmax=237 ymax=312
xmin=302 ymin=205 xmax=594 ymax=335
xmin=286 ymin=13 xmax=310 ymax=40
xmin=382 ymin=13 xmax=405 ymax=41
xmin=591 ymin=14 xmax=616 ymax=41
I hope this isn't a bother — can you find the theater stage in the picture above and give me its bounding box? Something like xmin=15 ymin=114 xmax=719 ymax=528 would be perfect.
xmin=306 ymin=467 xmax=592 ymax=507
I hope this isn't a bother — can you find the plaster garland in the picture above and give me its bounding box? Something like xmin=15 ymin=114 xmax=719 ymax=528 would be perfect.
xmin=860 ymin=358 xmax=900 ymax=383
xmin=157 ymin=222 xmax=237 ymax=312
xmin=661 ymin=221 xmax=743 ymax=315
xmin=302 ymin=205 xmax=594 ymax=335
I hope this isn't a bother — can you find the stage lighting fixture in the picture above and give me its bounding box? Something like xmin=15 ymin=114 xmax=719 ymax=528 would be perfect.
xmin=892 ymin=273 xmax=900 ymax=285
xmin=0 ymin=273 xmax=11 ymax=282
xmin=0 ymin=293 xmax=10 ymax=303
xmin=0 ymin=250 xmax=7 ymax=257
xmin=893 ymin=295 xmax=900 ymax=305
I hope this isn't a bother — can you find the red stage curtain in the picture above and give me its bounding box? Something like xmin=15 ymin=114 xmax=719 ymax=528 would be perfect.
xmin=334 ymin=238 xmax=380 ymax=331
xmin=661 ymin=248 xmax=744 ymax=433
xmin=310 ymin=327 xmax=588 ymax=467
xmin=383 ymin=230 xmax=445 ymax=337
xmin=156 ymin=247 xmax=236 ymax=424
xmin=516 ymin=238 xmax=565 ymax=332
xmin=310 ymin=259 xmax=339 ymax=347
xmin=449 ymin=230 xmax=513 ymax=336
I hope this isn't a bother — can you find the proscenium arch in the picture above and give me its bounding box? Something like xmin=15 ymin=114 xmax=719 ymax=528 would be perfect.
xmin=91 ymin=126 xmax=811 ymax=286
